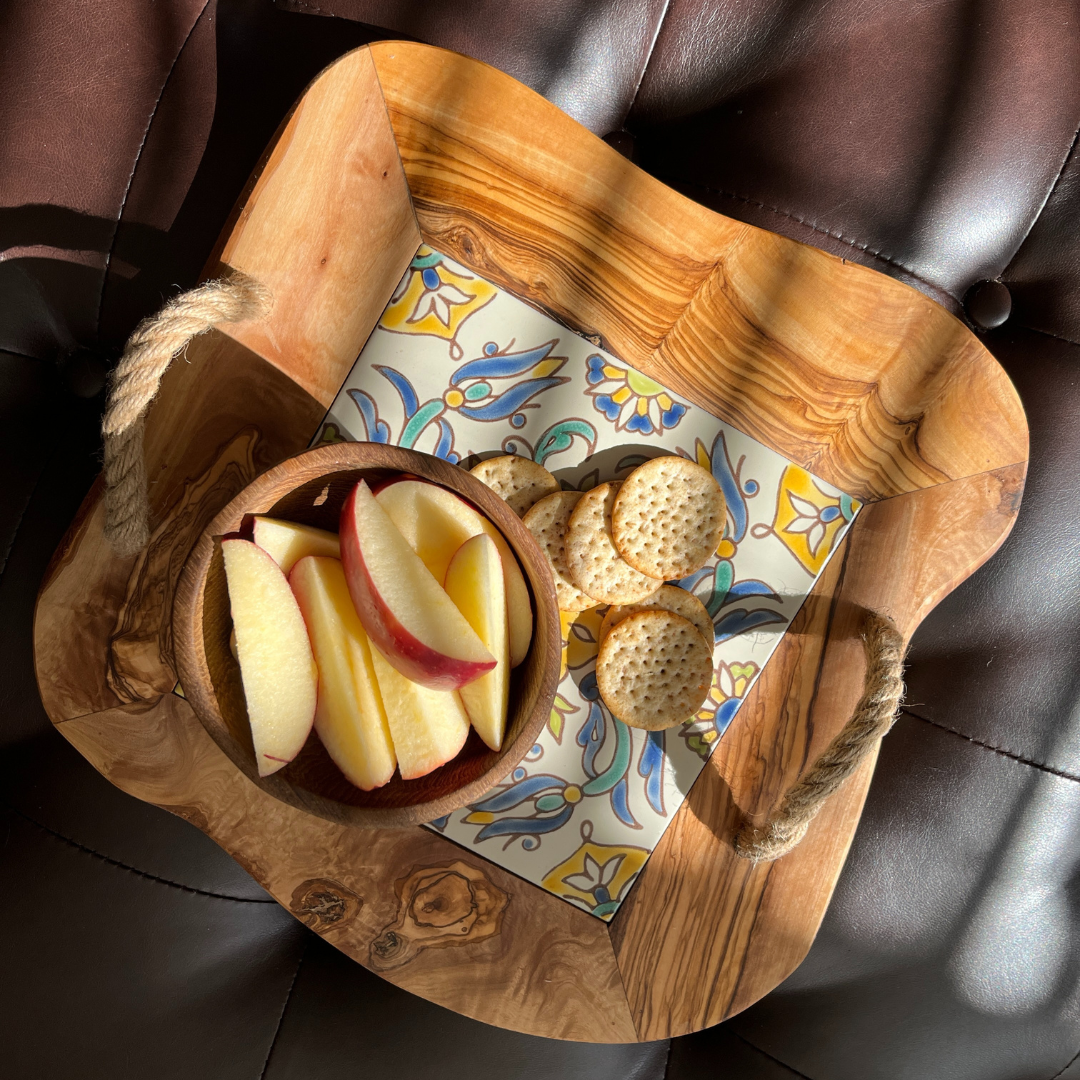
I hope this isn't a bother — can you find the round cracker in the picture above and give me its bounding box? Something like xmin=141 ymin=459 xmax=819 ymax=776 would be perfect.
xmin=565 ymin=482 xmax=663 ymax=605
xmin=611 ymin=456 xmax=725 ymax=579
xmin=596 ymin=610 xmax=714 ymax=731
xmin=522 ymin=490 xmax=598 ymax=612
xmin=470 ymin=455 xmax=560 ymax=517
xmin=599 ymin=585 xmax=714 ymax=649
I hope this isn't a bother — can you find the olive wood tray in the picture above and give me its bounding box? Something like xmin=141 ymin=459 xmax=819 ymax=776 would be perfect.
xmin=33 ymin=42 xmax=1028 ymax=1042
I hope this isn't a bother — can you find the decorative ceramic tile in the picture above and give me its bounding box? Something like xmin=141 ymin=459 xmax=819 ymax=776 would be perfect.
xmin=316 ymin=245 xmax=861 ymax=921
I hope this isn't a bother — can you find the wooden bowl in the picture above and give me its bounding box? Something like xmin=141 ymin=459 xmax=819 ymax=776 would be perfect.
xmin=173 ymin=441 xmax=561 ymax=829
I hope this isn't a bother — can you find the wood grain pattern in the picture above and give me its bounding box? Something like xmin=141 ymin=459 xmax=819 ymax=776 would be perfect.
xmin=369 ymin=43 xmax=1027 ymax=501
xmin=35 ymin=330 xmax=323 ymax=723
xmin=33 ymin=42 xmax=1030 ymax=1042
xmin=173 ymin=442 xmax=561 ymax=829
xmin=34 ymin=480 xmax=137 ymax=722
xmin=218 ymin=46 xmax=421 ymax=406
xmin=56 ymin=695 xmax=638 ymax=1042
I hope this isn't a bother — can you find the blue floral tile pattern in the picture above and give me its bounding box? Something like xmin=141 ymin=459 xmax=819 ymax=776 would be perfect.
xmin=318 ymin=245 xmax=861 ymax=921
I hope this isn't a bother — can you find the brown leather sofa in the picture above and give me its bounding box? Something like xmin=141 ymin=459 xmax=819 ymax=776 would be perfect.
xmin=3 ymin=3 xmax=1079 ymax=1077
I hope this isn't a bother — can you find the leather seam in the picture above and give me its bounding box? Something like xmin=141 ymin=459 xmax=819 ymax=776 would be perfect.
xmin=622 ymin=0 xmax=673 ymax=132
xmin=728 ymin=1028 xmax=814 ymax=1079
xmin=656 ymin=177 xmax=960 ymax=307
xmin=277 ymin=0 xmax=330 ymax=14
xmin=95 ymin=1 xmax=210 ymax=341
xmin=258 ymin=937 xmax=307 ymax=1080
xmin=1051 ymin=1045 xmax=1080 ymax=1080
xmin=1011 ymin=322 xmax=1080 ymax=351
xmin=0 ymin=344 xmax=55 ymax=362
xmin=3 ymin=802 xmax=278 ymax=903
xmin=1003 ymin=117 xmax=1080 ymax=279
xmin=0 ymin=446 xmax=48 ymax=586
xmin=902 ymin=709 xmax=1080 ymax=784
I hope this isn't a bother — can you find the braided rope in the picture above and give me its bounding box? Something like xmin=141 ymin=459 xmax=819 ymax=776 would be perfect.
xmin=734 ymin=612 xmax=906 ymax=863
xmin=101 ymin=273 xmax=271 ymax=556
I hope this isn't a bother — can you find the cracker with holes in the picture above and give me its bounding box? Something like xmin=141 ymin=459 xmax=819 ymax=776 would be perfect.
xmin=470 ymin=455 xmax=560 ymax=517
xmin=599 ymin=585 xmax=714 ymax=649
xmin=522 ymin=490 xmax=598 ymax=612
xmin=596 ymin=610 xmax=713 ymax=730
xmin=565 ymin=482 xmax=663 ymax=605
xmin=611 ymin=456 xmax=725 ymax=580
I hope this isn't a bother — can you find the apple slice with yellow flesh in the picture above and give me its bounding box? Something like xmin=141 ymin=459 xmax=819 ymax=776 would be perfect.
xmin=249 ymin=516 xmax=340 ymax=574
xmin=289 ymin=555 xmax=397 ymax=790
xmin=374 ymin=477 xmax=533 ymax=667
xmin=368 ymin=645 xmax=470 ymax=779
xmin=222 ymin=538 xmax=318 ymax=777
xmin=339 ymin=480 xmax=495 ymax=691
xmin=444 ymin=534 xmax=509 ymax=752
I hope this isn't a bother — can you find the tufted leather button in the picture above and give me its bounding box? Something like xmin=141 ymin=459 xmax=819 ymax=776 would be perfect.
xmin=964 ymin=279 xmax=1012 ymax=330
xmin=61 ymin=348 xmax=110 ymax=398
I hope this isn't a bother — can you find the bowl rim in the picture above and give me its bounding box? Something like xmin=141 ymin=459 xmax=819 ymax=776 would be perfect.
xmin=173 ymin=441 xmax=561 ymax=829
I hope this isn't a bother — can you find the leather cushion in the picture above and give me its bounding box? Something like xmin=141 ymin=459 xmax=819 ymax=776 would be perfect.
xmin=273 ymin=0 xmax=669 ymax=136
xmin=904 ymin=328 xmax=1080 ymax=779
xmin=0 ymin=805 xmax=308 ymax=1079
xmin=629 ymin=0 xmax=1080 ymax=316
xmin=262 ymin=931 xmax=671 ymax=1079
xmin=1004 ymin=138 xmax=1080 ymax=345
xmin=0 ymin=0 xmax=209 ymax=358
xmin=718 ymin=713 xmax=1080 ymax=1080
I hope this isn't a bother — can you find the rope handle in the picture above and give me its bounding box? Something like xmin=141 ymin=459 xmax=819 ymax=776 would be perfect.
xmin=101 ymin=273 xmax=271 ymax=556
xmin=733 ymin=612 xmax=906 ymax=863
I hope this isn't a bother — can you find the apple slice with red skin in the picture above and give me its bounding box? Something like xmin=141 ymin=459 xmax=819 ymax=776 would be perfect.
xmin=248 ymin=515 xmax=340 ymax=574
xmin=373 ymin=476 xmax=534 ymax=667
xmin=444 ymin=534 xmax=509 ymax=752
xmin=368 ymin=645 xmax=470 ymax=780
xmin=289 ymin=555 xmax=397 ymax=790
xmin=339 ymin=480 xmax=495 ymax=691
xmin=222 ymin=538 xmax=318 ymax=777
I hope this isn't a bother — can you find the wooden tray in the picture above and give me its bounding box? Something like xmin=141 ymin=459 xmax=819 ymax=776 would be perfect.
xmin=33 ymin=42 xmax=1028 ymax=1043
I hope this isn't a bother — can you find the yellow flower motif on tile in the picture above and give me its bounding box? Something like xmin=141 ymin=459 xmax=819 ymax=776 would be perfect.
xmin=541 ymin=839 xmax=649 ymax=920
xmin=549 ymin=609 xmax=603 ymax=742
xmin=380 ymin=246 xmax=497 ymax=359
xmin=585 ymin=354 xmax=687 ymax=436
xmin=680 ymin=661 xmax=759 ymax=760
xmin=558 ymin=607 xmax=604 ymax=680
xmin=567 ymin=607 xmax=604 ymax=671
xmin=770 ymin=465 xmax=861 ymax=575
xmin=548 ymin=692 xmax=578 ymax=744
xmin=545 ymin=608 xmax=606 ymax=741
xmin=558 ymin=611 xmax=574 ymax=681
xmin=691 ymin=436 xmax=712 ymax=472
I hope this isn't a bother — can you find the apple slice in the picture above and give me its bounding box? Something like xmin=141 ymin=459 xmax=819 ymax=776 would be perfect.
xmin=368 ymin=645 xmax=470 ymax=779
xmin=444 ymin=534 xmax=509 ymax=752
xmin=339 ymin=480 xmax=495 ymax=690
xmin=375 ymin=477 xmax=534 ymax=667
xmin=289 ymin=556 xmax=397 ymax=790
xmin=222 ymin=538 xmax=317 ymax=777
xmin=249 ymin=516 xmax=340 ymax=575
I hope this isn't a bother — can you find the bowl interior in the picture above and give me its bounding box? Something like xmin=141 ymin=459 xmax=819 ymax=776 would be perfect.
xmin=186 ymin=445 xmax=559 ymax=827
